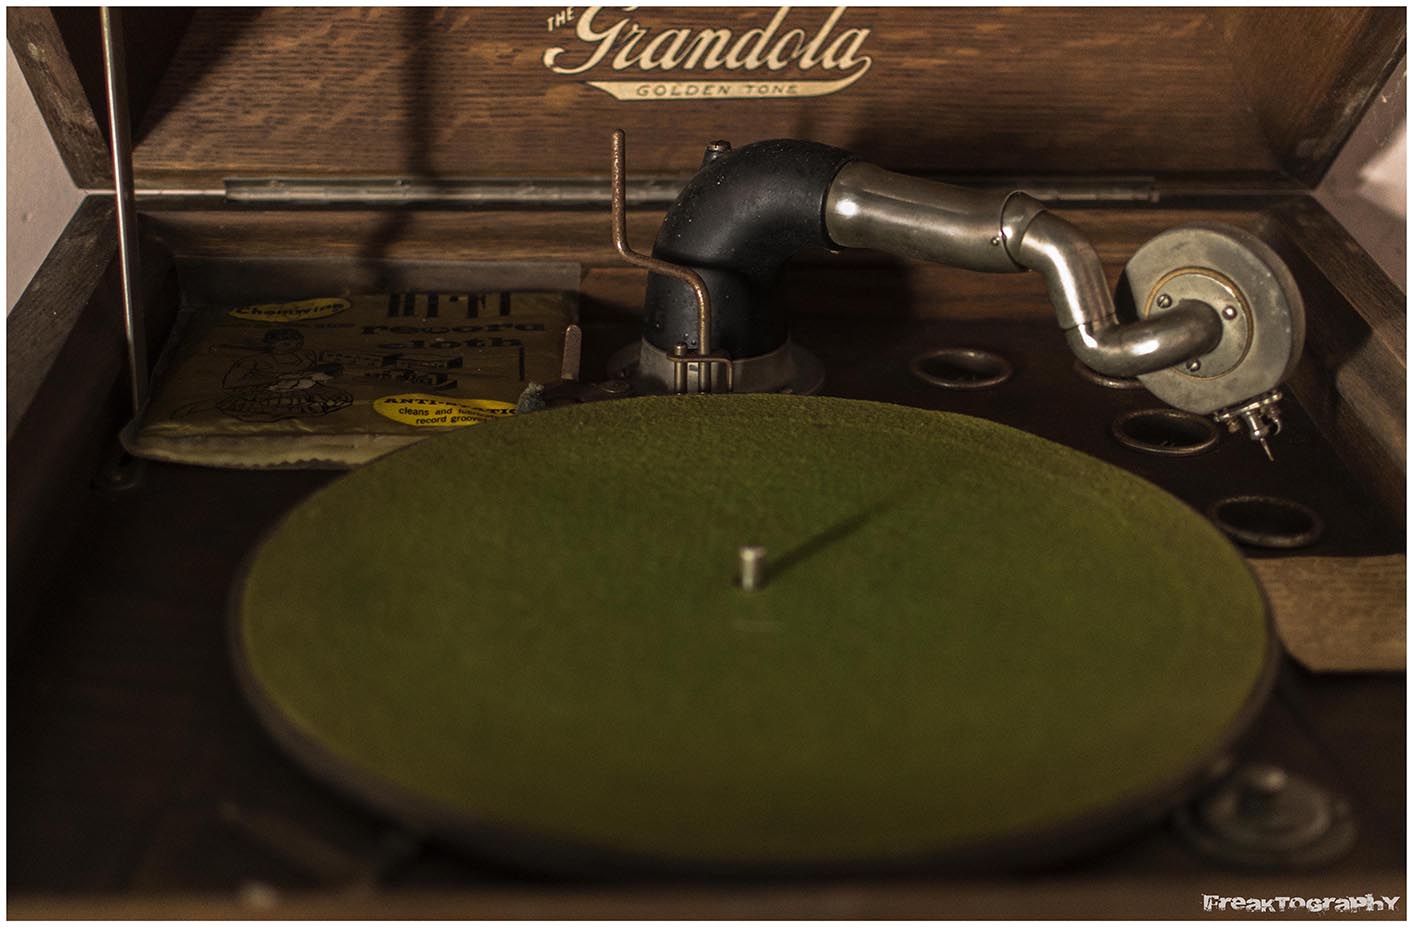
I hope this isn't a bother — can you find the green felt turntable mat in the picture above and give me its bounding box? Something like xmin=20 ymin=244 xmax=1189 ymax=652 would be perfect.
xmin=234 ymin=394 xmax=1272 ymax=873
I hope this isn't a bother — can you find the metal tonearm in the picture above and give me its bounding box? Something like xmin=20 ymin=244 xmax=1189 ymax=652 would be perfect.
xmin=611 ymin=132 xmax=1303 ymax=458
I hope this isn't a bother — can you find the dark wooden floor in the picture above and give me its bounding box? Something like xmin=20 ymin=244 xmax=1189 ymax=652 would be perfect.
xmin=8 ymin=315 xmax=1404 ymax=915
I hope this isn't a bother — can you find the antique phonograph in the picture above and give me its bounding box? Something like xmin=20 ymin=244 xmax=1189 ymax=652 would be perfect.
xmin=7 ymin=6 xmax=1404 ymax=918
xmin=224 ymin=127 xmax=1319 ymax=877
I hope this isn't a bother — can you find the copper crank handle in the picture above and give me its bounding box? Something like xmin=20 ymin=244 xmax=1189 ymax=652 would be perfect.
xmin=609 ymin=129 xmax=714 ymax=358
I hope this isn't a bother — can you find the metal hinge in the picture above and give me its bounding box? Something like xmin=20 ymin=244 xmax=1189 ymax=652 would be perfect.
xmin=222 ymin=177 xmax=686 ymax=207
xmin=205 ymin=176 xmax=1161 ymax=207
xmin=141 ymin=175 xmax=1166 ymax=208
xmin=1009 ymin=178 xmax=1159 ymax=204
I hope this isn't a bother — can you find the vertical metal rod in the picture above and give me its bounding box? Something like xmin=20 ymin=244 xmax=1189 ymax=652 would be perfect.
xmin=672 ymin=342 xmax=689 ymax=394
xmin=560 ymin=324 xmax=583 ymax=381
xmin=101 ymin=7 xmax=148 ymax=418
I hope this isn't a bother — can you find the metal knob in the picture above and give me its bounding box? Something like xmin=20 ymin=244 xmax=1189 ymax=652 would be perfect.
xmin=1174 ymin=763 xmax=1357 ymax=869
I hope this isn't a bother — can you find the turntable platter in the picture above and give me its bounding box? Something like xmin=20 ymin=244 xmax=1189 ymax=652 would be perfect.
xmin=233 ymin=395 xmax=1272 ymax=874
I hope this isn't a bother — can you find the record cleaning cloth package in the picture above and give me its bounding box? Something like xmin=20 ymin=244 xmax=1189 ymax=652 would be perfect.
xmin=125 ymin=264 xmax=579 ymax=468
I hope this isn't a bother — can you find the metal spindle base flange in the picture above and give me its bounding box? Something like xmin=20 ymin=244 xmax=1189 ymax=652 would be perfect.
xmin=609 ymin=338 xmax=824 ymax=396
xmin=1174 ymin=763 xmax=1357 ymax=869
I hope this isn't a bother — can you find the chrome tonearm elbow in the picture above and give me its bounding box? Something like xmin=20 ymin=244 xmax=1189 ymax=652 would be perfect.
xmin=1006 ymin=210 xmax=1224 ymax=377
xmin=824 ymin=165 xmax=1223 ymax=378
xmin=823 ymin=162 xmax=1304 ymax=457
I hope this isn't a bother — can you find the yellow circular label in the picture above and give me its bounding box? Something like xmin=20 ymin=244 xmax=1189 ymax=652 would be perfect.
xmin=373 ymin=394 xmax=517 ymax=428
xmin=228 ymin=298 xmax=350 ymax=323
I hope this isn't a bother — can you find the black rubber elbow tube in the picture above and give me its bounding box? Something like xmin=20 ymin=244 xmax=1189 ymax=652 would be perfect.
xmin=643 ymin=140 xmax=856 ymax=359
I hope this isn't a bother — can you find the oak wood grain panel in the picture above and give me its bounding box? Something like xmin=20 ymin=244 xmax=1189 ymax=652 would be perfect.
xmin=6 ymin=259 xmax=127 ymax=651
xmin=7 ymin=197 xmax=117 ymax=435
xmin=1252 ymin=555 xmax=1405 ymax=673
xmin=48 ymin=7 xmax=197 ymax=151
xmin=132 ymin=7 xmax=1285 ymax=181
xmin=143 ymin=206 xmax=672 ymax=264
xmin=1267 ymin=199 xmax=1405 ymax=363
xmin=1257 ymin=199 xmax=1406 ymax=525
xmin=1214 ymin=7 xmax=1406 ymax=186
xmin=8 ymin=221 xmax=180 ymax=644
xmin=6 ymin=7 xmax=111 ymax=188
xmin=140 ymin=204 xmax=1261 ymax=268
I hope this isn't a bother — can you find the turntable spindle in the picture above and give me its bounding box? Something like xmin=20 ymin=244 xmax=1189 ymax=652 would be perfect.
xmin=737 ymin=545 xmax=767 ymax=592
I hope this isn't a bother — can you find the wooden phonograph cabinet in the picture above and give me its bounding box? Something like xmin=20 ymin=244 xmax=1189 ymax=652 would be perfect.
xmin=7 ymin=6 xmax=1406 ymax=918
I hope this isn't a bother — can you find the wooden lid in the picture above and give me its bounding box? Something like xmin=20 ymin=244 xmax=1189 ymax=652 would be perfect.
xmin=11 ymin=7 xmax=1403 ymax=190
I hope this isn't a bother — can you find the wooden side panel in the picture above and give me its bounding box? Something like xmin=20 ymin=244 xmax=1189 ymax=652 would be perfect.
xmin=141 ymin=204 xmax=1261 ymax=268
xmin=132 ymin=7 xmax=1286 ymax=183
xmin=1252 ymin=555 xmax=1405 ymax=673
xmin=47 ymin=8 xmax=198 ymax=151
xmin=1258 ymin=198 xmax=1407 ymax=527
xmin=7 ymin=215 xmax=180 ymax=644
xmin=7 ymin=198 xmax=117 ymax=434
xmin=6 ymin=7 xmax=110 ymax=188
xmin=1214 ymin=7 xmax=1405 ymax=186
